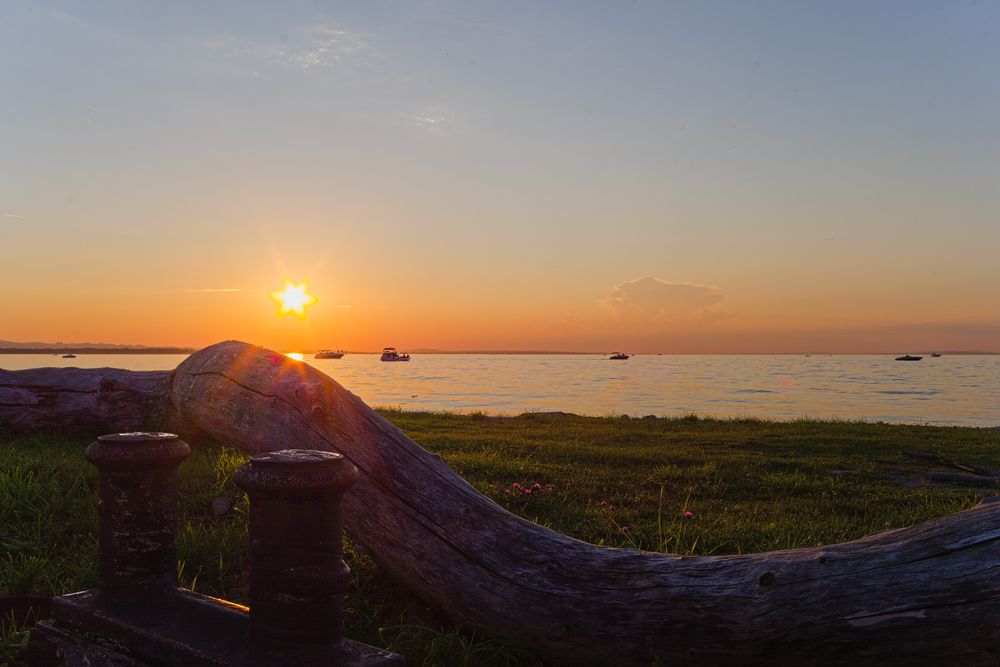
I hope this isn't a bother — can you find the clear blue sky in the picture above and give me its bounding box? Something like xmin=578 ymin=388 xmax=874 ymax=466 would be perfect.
xmin=2 ymin=1 xmax=998 ymax=352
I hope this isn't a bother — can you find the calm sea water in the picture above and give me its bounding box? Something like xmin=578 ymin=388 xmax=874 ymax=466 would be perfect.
xmin=2 ymin=353 xmax=998 ymax=427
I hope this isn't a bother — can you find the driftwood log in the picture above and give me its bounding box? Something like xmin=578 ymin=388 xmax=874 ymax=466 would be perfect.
xmin=3 ymin=340 xmax=1000 ymax=665
xmin=901 ymin=450 xmax=998 ymax=478
xmin=901 ymin=450 xmax=1000 ymax=488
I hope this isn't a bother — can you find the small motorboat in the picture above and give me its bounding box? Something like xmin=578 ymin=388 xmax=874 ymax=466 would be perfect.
xmin=380 ymin=347 xmax=410 ymax=362
xmin=314 ymin=349 xmax=345 ymax=359
xmin=895 ymin=354 xmax=923 ymax=361
xmin=609 ymin=352 xmax=630 ymax=360
xmin=61 ymin=353 xmax=77 ymax=358
xmin=931 ymin=353 xmax=942 ymax=358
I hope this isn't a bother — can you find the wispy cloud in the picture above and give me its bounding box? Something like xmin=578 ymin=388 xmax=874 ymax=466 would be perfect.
xmin=408 ymin=108 xmax=452 ymax=131
xmin=185 ymin=288 xmax=243 ymax=293
xmin=4 ymin=213 xmax=24 ymax=219
xmin=883 ymin=319 xmax=1000 ymax=337
xmin=46 ymin=8 xmax=89 ymax=26
xmin=201 ymin=32 xmax=254 ymax=60
xmin=204 ymin=23 xmax=372 ymax=74
xmin=271 ymin=25 xmax=367 ymax=70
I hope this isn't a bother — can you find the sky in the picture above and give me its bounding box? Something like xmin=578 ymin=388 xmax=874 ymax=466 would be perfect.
xmin=2 ymin=1 xmax=999 ymax=353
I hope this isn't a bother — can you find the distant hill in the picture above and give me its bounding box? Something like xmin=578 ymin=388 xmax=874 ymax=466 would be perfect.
xmin=0 ymin=340 xmax=194 ymax=354
xmin=1 ymin=340 xmax=151 ymax=349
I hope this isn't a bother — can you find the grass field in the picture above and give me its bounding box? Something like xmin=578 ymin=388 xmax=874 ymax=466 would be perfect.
xmin=2 ymin=411 xmax=997 ymax=665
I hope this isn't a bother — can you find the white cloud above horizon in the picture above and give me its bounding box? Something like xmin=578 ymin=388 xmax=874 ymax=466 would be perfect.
xmin=603 ymin=277 xmax=727 ymax=326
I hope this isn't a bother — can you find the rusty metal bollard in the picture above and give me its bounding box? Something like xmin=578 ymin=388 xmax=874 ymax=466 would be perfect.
xmin=84 ymin=432 xmax=191 ymax=597
xmin=234 ymin=449 xmax=359 ymax=645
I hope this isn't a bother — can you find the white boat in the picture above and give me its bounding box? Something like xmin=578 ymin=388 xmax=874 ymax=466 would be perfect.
xmin=380 ymin=347 xmax=410 ymax=362
xmin=314 ymin=349 xmax=345 ymax=359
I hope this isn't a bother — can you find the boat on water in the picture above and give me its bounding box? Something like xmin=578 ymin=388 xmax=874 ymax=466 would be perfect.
xmin=314 ymin=349 xmax=345 ymax=359
xmin=895 ymin=354 xmax=923 ymax=361
xmin=61 ymin=353 xmax=77 ymax=358
xmin=380 ymin=347 xmax=410 ymax=362
xmin=609 ymin=352 xmax=630 ymax=360
xmin=931 ymin=353 xmax=942 ymax=357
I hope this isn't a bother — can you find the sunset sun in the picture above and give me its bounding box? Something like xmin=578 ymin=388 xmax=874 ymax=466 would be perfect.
xmin=270 ymin=281 xmax=316 ymax=318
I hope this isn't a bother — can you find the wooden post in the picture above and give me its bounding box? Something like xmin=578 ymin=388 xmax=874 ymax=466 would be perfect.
xmin=234 ymin=450 xmax=359 ymax=645
xmin=84 ymin=432 xmax=191 ymax=597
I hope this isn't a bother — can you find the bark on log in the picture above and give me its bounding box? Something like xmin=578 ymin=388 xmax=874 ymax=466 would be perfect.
xmin=5 ymin=341 xmax=1000 ymax=665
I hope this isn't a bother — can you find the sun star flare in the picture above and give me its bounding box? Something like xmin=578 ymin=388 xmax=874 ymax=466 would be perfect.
xmin=270 ymin=281 xmax=316 ymax=318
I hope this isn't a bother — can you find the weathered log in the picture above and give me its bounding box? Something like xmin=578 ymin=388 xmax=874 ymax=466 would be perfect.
xmin=902 ymin=450 xmax=999 ymax=477
xmin=0 ymin=367 xmax=170 ymax=433
xmin=5 ymin=341 xmax=1000 ymax=665
xmin=926 ymin=472 xmax=1000 ymax=487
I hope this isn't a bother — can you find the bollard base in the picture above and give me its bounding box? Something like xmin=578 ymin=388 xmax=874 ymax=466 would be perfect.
xmin=26 ymin=588 xmax=403 ymax=667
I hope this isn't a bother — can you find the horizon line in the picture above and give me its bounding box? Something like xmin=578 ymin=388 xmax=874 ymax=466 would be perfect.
xmin=0 ymin=344 xmax=997 ymax=356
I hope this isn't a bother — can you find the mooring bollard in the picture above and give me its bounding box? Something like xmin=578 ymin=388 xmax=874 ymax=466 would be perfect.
xmin=84 ymin=432 xmax=191 ymax=597
xmin=234 ymin=449 xmax=359 ymax=645
xmin=31 ymin=437 xmax=401 ymax=666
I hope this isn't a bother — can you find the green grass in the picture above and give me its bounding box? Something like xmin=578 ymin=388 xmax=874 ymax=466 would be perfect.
xmin=1 ymin=412 xmax=998 ymax=665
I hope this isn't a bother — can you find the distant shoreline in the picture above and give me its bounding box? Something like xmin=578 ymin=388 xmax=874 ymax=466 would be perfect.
xmin=0 ymin=348 xmax=996 ymax=356
xmin=0 ymin=348 xmax=196 ymax=355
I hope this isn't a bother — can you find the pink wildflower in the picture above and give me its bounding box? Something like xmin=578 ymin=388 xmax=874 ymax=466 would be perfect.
xmin=504 ymin=489 xmax=511 ymax=495
xmin=533 ymin=483 xmax=542 ymax=490
xmin=684 ymin=511 xmax=694 ymax=519
xmin=525 ymin=488 xmax=532 ymax=495
xmin=512 ymin=482 xmax=521 ymax=489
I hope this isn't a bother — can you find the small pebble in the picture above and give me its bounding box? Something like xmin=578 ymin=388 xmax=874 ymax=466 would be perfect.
xmin=212 ymin=496 xmax=233 ymax=517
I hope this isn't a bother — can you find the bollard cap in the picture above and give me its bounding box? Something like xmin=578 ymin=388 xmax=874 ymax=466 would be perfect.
xmin=85 ymin=432 xmax=191 ymax=470
xmin=234 ymin=449 xmax=359 ymax=496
